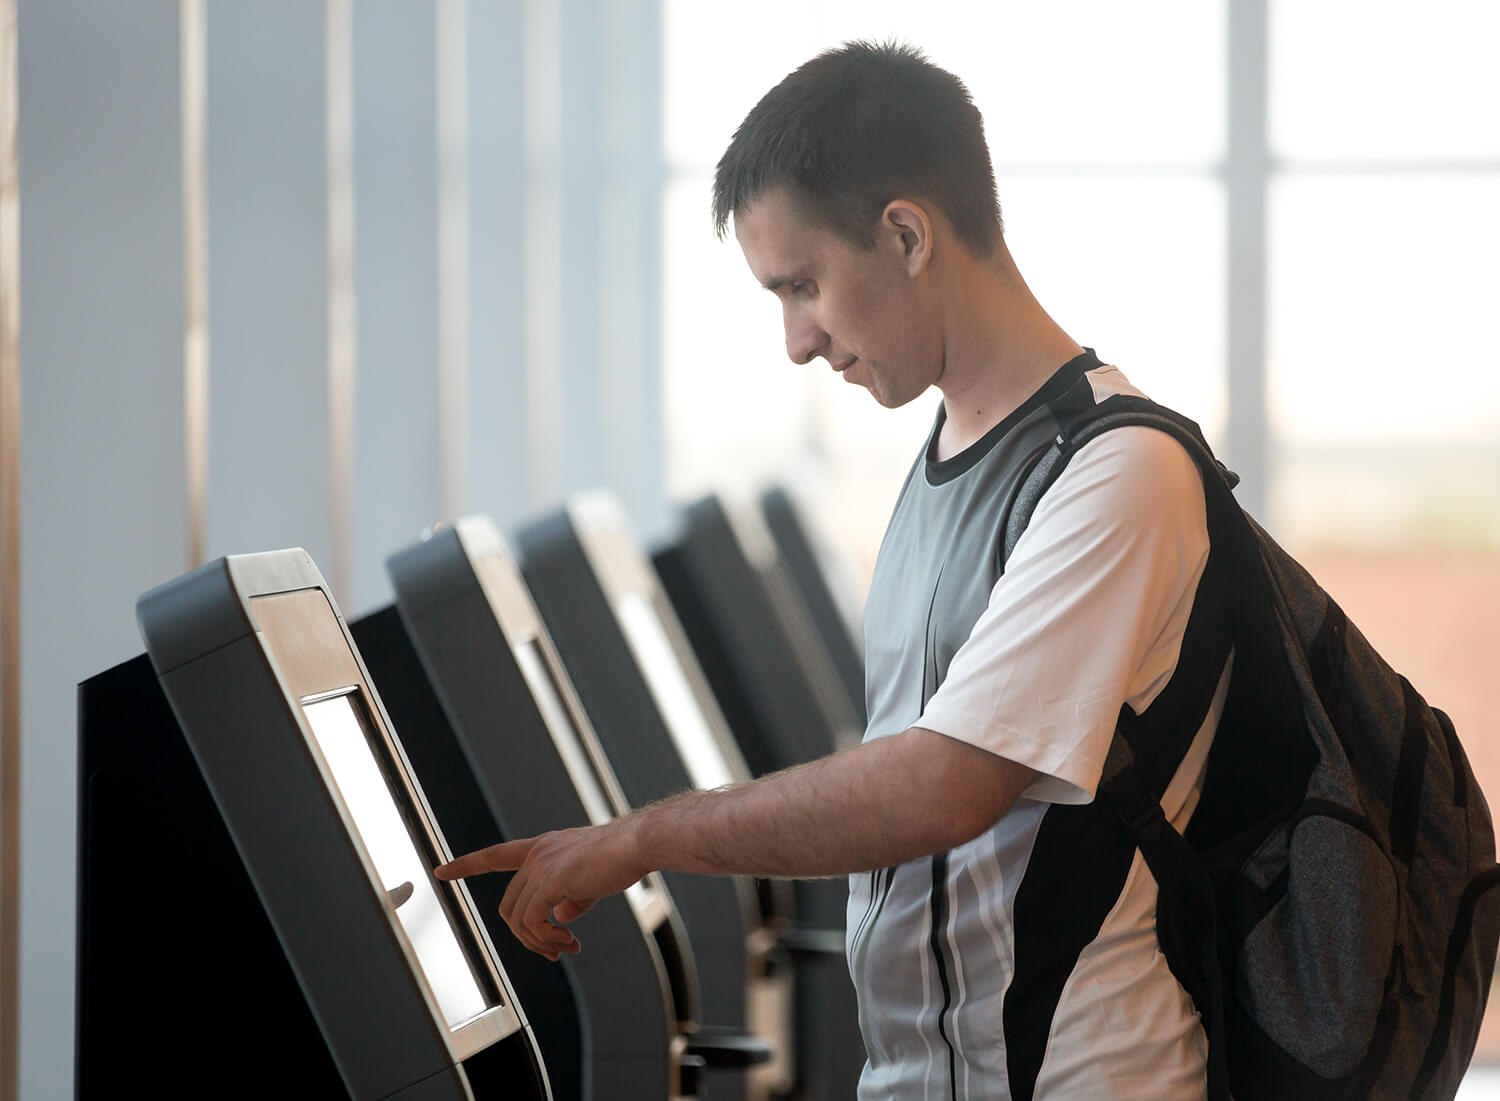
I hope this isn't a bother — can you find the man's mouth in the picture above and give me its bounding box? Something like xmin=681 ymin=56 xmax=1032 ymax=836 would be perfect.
xmin=834 ymin=357 xmax=857 ymax=373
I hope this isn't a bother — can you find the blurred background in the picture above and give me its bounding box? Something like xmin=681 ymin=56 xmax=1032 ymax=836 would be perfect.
xmin=1 ymin=1 xmax=1498 ymax=1097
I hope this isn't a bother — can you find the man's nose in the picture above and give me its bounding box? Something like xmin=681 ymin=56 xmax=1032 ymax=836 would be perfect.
xmin=784 ymin=308 xmax=825 ymax=366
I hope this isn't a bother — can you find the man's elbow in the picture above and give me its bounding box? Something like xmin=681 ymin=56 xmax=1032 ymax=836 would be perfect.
xmin=932 ymin=791 xmax=1015 ymax=851
xmin=905 ymin=728 xmax=1034 ymax=850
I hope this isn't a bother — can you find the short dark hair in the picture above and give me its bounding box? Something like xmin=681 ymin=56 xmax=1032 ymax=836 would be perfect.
xmin=712 ymin=40 xmax=1002 ymax=255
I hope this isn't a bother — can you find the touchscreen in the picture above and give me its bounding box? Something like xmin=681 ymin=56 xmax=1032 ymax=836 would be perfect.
xmin=302 ymin=691 xmax=493 ymax=1028
xmin=614 ymin=592 xmax=737 ymax=791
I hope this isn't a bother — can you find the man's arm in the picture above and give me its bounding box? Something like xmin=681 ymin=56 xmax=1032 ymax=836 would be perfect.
xmin=435 ymin=727 xmax=1034 ymax=959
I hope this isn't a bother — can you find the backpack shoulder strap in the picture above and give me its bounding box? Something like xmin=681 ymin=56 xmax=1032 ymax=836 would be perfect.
xmin=1097 ymin=735 xmax=1231 ymax=1100
xmin=1002 ymin=394 xmax=1242 ymax=567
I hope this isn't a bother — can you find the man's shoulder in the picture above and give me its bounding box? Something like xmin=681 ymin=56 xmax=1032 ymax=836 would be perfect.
xmin=1028 ymin=422 xmax=1208 ymax=551
xmin=1051 ymin=363 xmax=1205 ymax=507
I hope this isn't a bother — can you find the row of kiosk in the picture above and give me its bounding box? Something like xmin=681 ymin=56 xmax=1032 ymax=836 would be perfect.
xmin=77 ymin=488 xmax=870 ymax=1100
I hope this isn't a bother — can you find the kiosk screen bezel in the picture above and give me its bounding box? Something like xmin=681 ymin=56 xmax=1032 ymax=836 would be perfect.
xmin=252 ymin=587 xmax=522 ymax=1062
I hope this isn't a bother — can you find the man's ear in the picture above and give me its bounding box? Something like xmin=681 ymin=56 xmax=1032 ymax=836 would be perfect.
xmin=882 ymin=200 xmax=934 ymax=277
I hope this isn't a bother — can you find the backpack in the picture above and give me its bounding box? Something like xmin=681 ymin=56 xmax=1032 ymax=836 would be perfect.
xmin=1000 ymin=393 xmax=1500 ymax=1101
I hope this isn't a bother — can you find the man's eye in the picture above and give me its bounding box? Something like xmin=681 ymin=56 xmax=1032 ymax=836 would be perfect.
xmin=791 ymin=281 xmax=814 ymax=297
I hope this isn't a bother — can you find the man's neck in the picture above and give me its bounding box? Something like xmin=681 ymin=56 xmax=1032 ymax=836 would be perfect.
xmin=930 ymin=250 xmax=1083 ymax=462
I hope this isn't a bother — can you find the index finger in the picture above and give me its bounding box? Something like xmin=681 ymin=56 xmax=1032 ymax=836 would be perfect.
xmin=434 ymin=837 xmax=537 ymax=881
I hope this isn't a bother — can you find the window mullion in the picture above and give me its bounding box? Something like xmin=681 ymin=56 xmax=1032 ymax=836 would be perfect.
xmin=1227 ymin=0 xmax=1270 ymax=518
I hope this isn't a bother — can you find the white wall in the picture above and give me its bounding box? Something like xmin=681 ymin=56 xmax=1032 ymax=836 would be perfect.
xmin=17 ymin=5 xmax=191 ymax=1097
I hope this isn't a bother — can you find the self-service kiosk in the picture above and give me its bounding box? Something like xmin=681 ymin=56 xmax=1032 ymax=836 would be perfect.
xmin=354 ymin=516 xmax=775 ymax=1100
xmin=346 ymin=606 xmax=591 ymax=1101
xmin=514 ymin=493 xmax=863 ymax=1099
xmin=120 ymin=550 xmax=552 ymax=1100
xmin=756 ymin=487 xmax=866 ymax=730
xmin=514 ymin=495 xmax=762 ymax=1056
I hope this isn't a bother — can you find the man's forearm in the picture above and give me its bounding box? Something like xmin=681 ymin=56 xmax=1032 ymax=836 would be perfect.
xmin=626 ymin=727 xmax=1034 ymax=880
xmin=435 ymin=725 xmax=1036 ymax=959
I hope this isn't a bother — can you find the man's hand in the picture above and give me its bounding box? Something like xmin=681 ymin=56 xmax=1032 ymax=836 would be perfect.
xmin=435 ymin=818 xmax=648 ymax=961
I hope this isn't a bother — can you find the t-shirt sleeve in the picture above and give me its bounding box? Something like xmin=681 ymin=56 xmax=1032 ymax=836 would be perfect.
xmin=915 ymin=425 xmax=1210 ymax=805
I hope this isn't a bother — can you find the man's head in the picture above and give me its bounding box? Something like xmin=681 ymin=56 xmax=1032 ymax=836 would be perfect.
xmin=712 ymin=40 xmax=1002 ymax=258
xmin=718 ymin=42 xmax=1005 ymax=408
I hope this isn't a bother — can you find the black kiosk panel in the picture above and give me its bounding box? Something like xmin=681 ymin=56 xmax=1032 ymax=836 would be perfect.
xmin=371 ymin=517 xmax=699 ymax=1100
xmin=653 ymin=495 xmax=862 ymax=780
xmin=757 ymin=486 xmax=867 ymax=729
xmin=348 ymin=604 xmax=591 ymax=1101
xmin=77 ymin=652 xmax=348 ymax=1097
xmin=518 ymin=495 xmax=750 ymax=787
xmin=513 ymin=495 xmax=784 ymax=1100
xmin=136 ymin=551 xmax=550 ymax=1101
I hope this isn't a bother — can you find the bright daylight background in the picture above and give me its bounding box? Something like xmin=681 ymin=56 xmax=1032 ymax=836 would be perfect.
xmin=660 ymin=0 xmax=1500 ymax=1069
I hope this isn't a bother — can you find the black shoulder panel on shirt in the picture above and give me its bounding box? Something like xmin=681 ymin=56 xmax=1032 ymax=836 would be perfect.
xmin=1003 ymin=801 xmax=1137 ymax=1101
xmin=1002 ymin=450 xmax=1233 ymax=1098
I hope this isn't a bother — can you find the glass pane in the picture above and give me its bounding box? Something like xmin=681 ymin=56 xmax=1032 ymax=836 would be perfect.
xmin=1268 ymin=174 xmax=1500 ymax=548
xmin=1271 ymin=0 xmax=1500 ymax=161
xmin=998 ymin=173 xmax=1227 ymax=440
xmin=1269 ymin=174 xmax=1500 ymax=444
xmin=663 ymin=172 xmax=813 ymax=502
xmin=951 ymin=1 xmax=1225 ymax=167
xmin=664 ymin=0 xmax=1225 ymax=169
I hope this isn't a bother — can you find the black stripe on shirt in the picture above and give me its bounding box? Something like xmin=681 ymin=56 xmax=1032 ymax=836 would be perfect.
xmin=929 ymin=850 xmax=960 ymax=1101
xmin=851 ymin=864 xmax=899 ymax=1005
xmin=853 ymin=869 xmax=880 ymax=946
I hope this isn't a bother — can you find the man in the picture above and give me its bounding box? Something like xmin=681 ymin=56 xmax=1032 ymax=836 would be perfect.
xmin=438 ymin=41 xmax=1230 ymax=1099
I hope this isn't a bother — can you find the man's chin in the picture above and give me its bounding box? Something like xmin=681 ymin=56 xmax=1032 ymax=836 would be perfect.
xmin=870 ymin=385 xmax=924 ymax=410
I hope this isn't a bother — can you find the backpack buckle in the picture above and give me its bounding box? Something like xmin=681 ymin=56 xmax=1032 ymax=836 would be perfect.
xmin=1102 ymin=771 xmax=1167 ymax=842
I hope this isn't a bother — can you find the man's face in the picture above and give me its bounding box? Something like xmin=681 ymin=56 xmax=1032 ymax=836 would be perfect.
xmin=733 ymin=188 xmax=938 ymax=409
